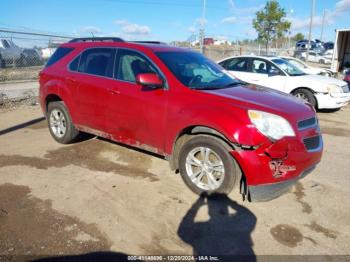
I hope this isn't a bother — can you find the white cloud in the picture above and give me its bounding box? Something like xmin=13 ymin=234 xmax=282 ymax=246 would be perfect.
xmin=114 ymin=20 xmax=151 ymax=35
xmin=221 ymin=16 xmax=237 ymax=24
xmin=335 ymin=0 xmax=350 ymax=13
xmin=187 ymin=26 xmax=196 ymax=33
xmin=291 ymin=0 xmax=350 ymax=31
xmin=219 ymin=0 xmax=262 ymax=29
xmin=290 ymin=15 xmax=332 ymax=30
xmin=228 ymin=0 xmax=263 ymax=14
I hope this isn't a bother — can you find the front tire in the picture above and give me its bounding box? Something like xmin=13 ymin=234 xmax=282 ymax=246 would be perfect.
xmin=47 ymin=101 xmax=79 ymax=144
xmin=292 ymin=88 xmax=317 ymax=108
xmin=179 ymin=135 xmax=241 ymax=196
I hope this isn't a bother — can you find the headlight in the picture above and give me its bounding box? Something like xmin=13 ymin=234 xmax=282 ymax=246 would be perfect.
xmin=326 ymin=84 xmax=342 ymax=94
xmin=248 ymin=110 xmax=295 ymax=140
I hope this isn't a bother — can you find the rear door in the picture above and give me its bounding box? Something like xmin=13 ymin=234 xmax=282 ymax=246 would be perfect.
xmin=68 ymin=47 xmax=117 ymax=132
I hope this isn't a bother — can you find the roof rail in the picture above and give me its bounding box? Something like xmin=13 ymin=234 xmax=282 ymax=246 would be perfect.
xmin=69 ymin=37 xmax=124 ymax=43
xmin=131 ymin=41 xmax=167 ymax=45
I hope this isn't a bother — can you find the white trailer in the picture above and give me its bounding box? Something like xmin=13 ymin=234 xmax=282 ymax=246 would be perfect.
xmin=331 ymin=29 xmax=350 ymax=73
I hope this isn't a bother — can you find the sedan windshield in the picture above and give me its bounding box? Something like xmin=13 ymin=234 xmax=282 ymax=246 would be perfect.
xmin=156 ymin=51 xmax=241 ymax=89
xmin=272 ymin=58 xmax=306 ymax=76
xmin=286 ymin=59 xmax=308 ymax=69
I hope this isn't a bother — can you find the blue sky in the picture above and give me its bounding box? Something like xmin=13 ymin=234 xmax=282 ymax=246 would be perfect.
xmin=1 ymin=0 xmax=350 ymax=42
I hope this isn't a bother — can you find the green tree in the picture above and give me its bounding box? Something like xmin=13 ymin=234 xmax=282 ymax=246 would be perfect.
xmin=252 ymin=0 xmax=291 ymax=52
xmin=292 ymin=33 xmax=305 ymax=42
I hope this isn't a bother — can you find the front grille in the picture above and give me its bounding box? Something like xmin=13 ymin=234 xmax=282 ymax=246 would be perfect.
xmin=342 ymin=84 xmax=350 ymax=93
xmin=303 ymin=135 xmax=321 ymax=151
xmin=298 ymin=117 xmax=317 ymax=130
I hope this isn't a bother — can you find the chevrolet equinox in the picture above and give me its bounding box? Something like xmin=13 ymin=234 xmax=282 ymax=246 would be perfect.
xmin=39 ymin=37 xmax=323 ymax=201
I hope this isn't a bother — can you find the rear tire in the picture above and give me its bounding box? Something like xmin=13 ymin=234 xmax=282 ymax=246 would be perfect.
xmin=47 ymin=101 xmax=79 ymax=144
xmin=178 ymin=135 xmax=241 ymax=196
xmin=292 ymin=88 xmax=317 ymax=108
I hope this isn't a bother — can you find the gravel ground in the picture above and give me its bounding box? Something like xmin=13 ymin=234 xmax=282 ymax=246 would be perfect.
xmin=0 ymin=104 xmax=349 ymax=261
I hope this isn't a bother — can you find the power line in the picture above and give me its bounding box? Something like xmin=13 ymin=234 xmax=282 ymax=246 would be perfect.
xmin=0 ymin=28 xmax=73 ymax=39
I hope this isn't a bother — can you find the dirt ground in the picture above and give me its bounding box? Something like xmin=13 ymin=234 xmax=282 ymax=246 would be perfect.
xmin=0 ymin=104 xmax=350 ymax=261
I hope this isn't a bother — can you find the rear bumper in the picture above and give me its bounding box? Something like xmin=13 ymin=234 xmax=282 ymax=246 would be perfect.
xmin=315 ymin=92 xmax=350 ymax=109
xmin=248 ymin=165 xmax=316 ymax=202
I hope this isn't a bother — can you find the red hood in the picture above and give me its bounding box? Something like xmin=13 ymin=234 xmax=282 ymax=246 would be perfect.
xmin=204 ymin=84 xmax=315 ymax=121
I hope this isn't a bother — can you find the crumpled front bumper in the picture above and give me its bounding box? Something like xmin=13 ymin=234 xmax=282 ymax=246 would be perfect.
xmin=248 ymin=165 xmax=316 ymax=202
xmin=230 ymin=133 xmax=323 ymax=202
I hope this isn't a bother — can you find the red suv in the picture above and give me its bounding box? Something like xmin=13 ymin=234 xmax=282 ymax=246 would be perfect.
xmin=39 ymin=37 xmax=323 ymax=201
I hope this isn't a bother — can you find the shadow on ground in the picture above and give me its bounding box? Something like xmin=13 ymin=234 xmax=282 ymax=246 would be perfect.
xmin=178 ymin=194 xmax=256 ymax=261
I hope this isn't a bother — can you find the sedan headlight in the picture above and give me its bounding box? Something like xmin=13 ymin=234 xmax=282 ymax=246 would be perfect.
xmin=248 ymin=110 xmax=295 ymax=140
xmin=326 ymin=84 xmax=343 ymax=94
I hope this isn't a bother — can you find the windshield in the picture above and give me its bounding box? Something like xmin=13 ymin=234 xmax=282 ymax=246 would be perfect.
xmin=286 ymin=58 xmax=308 ymax=69
xmin=156 ymin=51 xmax=241 ymax=89
xmin=272 ymin=58 xmax=306 ymax=76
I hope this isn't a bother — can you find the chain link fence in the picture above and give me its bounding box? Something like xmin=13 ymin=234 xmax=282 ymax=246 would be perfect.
xmin=188 ymin=45 xmax=295 ymax=61
xmin=0 ymin=29 xmax=72 ymax=82
xmin=0 ymin=28 xmax=299 ymax=83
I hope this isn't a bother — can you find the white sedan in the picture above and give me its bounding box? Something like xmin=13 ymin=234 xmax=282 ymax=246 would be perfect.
xmin=218 ymin=55 xmax=350 ymax=109
xmin=280 ymin=56 xmax=335 ymax=77
xmin=300 ymin=51 xmax=331 ymax=64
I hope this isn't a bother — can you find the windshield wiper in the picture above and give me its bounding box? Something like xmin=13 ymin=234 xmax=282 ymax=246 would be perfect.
xmin=190 ymin=81 xmax=242 ymax=90
xmin=222 ymin=81 xmax=243 ymax=88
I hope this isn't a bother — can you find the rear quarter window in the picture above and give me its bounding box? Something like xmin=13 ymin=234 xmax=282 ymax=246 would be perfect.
xmin=69 ymin=55 xmax=80 ymax=71
xmin=45 ymin=47 xmax=74 ymax=67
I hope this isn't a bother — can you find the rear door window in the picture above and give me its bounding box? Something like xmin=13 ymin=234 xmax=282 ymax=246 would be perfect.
xmin=78 ymin=48 xmax=116 ymax=77
xmin=222 ymin=58 xmax=249 ymax=72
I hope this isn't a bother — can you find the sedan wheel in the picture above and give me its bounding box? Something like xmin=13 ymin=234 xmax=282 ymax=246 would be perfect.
xmin=294 ymin=92 xmax=309 ymax=102
xmin=292 ymin=88 xmax=317 ymax=108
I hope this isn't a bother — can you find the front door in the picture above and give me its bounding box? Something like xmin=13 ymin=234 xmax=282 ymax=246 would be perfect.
xmin=107 ymin=49 xmax=168 ymax=153
xmin=248 ymin=58 xmax=287 ymax=92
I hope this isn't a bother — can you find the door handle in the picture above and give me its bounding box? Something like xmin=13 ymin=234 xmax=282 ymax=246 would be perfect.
xmin=109 ymin=89 xmax=120 ymax=95
xmin=66 ymin=77 xmax=77 ymax=83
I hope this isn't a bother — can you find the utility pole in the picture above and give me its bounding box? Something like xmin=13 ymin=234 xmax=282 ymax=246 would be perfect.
xmin=200 ymin=0 xmax=206 ymax=54
xmin=320 ymin=9 xmax=326 ymax=41
xmin=306 ymin=0 xmax=315 ymax=62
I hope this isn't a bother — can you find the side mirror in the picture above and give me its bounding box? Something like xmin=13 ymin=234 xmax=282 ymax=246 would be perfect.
xmin=136 ymin=73 xmax=163 ymax=88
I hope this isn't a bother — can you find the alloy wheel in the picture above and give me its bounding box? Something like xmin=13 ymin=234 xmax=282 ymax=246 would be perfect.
xmin=185 ymin=146 xmax=225 ymax=191
xmin=49 ymin=109 xmax=67 ymax=138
